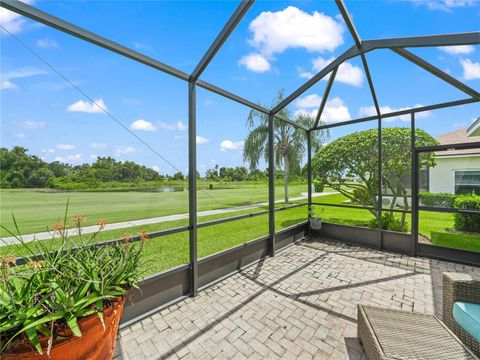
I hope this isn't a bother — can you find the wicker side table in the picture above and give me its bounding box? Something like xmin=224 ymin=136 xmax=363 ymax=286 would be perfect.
xmin=357 ymin=305 xmax=478 ymax=360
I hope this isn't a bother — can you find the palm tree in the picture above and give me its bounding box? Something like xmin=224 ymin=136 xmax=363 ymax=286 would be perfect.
xmin=243 ymin=91 xmax=327 ymax=204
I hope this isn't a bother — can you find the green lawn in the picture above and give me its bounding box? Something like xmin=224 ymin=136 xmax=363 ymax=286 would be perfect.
xmin=0 ymin=203 xmax=307 ymax=276
xmin=1 ymin=188 xmax=478 ymax=278
xmin=0 ymin=183 xmax=318 ymax=237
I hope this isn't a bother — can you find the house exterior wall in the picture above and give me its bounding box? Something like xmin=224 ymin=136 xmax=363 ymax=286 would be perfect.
xmin=429 ymin=155 xmax=480 ymax=194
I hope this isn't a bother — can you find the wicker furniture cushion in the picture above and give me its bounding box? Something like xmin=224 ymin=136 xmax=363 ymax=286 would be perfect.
xmin=358 ymin=305 xmax=478 ymax=360
xmin=454 ymin=302 xmax=480 ymax=343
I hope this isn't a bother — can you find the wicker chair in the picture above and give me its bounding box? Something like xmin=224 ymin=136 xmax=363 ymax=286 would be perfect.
xmin=443 ymin=272 xmax=480 ymax=357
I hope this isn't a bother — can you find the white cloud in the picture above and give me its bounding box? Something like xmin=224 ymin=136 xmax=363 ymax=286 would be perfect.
xmin=43 ymin=148 xmax=56 ymax=154
xmin=238 ymin=53 xmax=271 ymax=72
xmin=1 ymin=67 xmax=47 ymax=90
xmin=36 ymin=38 xmax=59 ymax=48
xmin=157 ymin=121 xmax=187 ymax=131
xmin=358 ymin=104 xmax=431 ymax=121
xmin=312 ymin=57 xmax=364 ymax=87
xmin=295 ymin=94 xmax=322 ymax=109
xmin=19 ymin=120 xmax=46 ymax=129
xmin=90 ymin=143 xmax=107 ymax=149
xmin=248 ymin=6 xmax=344 ymax=56
xmin=56 ymin=144 xmax=76 ymax=150
xmin=438 ymin=45 xmax=475 ymax=55
xmin=295 ymin=96 xmax=351 ymax=123
xmin=54 ymin=153 xmax=83 ymax=163
xmin=151 ymin=165 xmax=160 ymax=172
xmin=1 ymin=80 xmax=17 ymax=89
xmin=129 ymin=119 xmax=157 ymax=132
xmin=0 ymin=0 xmax=34 ymax=35
xmin=115 ymin=146 xmax=136 ymax=156
xmin=410 ymin=0 xmax=476 ymax=11
xmin=173 ymin=135 xmax=185 ymax=141
xmin=67 ymin=98 xmax=107 ymax=113
xmin=196 ymin=136 xmax=210 ymax=145
xmin=460 ymin=58 xmax=480 ymax=80
xmin=240 ymin=6 xmax=344 ymax=72
xmin=220 ymin=140 xmax=245 ymax=152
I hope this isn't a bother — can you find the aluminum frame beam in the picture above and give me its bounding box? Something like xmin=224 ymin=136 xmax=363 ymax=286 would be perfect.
xmin=313 ymin=67 xmax=338 ymax=129
xmin=362 ymin=32 xmax=480 ymax=51
xmin=270 ymin=45 xmax=360 ymax=114
xmin=191 ymin=0 xmax=254 ymax=82
xmin=392 ymin=48 xmax=480 ymax=100
xmin=0 ymin=0 xmax=190 ymax=81
xmin=188 ymin=82 xmax=198 ymax=296
xmin=335 ymin=0 xmax=361 ymax=48
xmin=311 ymin=97 xmax=479 ymax=131
xmin=268 ymin=114 xmax=275 ymax=256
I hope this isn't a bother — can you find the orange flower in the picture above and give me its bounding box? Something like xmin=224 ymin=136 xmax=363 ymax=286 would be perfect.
xmin=27 ymin=260 xmax=44 ymax=269
xmin=122 ymin=233 xmax=132 ymax=248
xmin=72 ymin=215 xmax=87 ymax=223
xmin=138 ymin=230 xmax=149 ymax=241
xmin=96 ymin=219 xmax=108 ymax=230
xmin=52 ymin=222 xmax=68 ymax=232
xmin=5 ymin=256 xmax=15 ymax=266
xmin=1 ymin=256 xmax=16 ymax=267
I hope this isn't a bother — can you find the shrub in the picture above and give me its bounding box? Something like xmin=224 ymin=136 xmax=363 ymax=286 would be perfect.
xmin=453 ymin=194 xmax=480 ymax=233
xmin=368 ymin=213 xmax=409 ymax=233
xmin=419 ymin=192 xmax=456 ymax=208
xmin=313 ymin=179 xmax=325 ymax=192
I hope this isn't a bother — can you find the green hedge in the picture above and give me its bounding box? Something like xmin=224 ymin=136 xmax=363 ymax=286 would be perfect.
xmin=453 ymin=194 xmax=480 ymax=233
xmin=419 ymin=192 xmax=456 ymax=208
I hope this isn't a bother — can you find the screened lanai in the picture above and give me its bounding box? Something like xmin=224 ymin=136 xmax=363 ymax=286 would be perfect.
xmin=1 ymin=0 xmax=480 ymax=358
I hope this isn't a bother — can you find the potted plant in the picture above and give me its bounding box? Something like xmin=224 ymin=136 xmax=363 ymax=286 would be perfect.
xmin=0 ymin=207 xmax=145 ymax=359
xmin=308 ymin=205 xmax=323 ymax=231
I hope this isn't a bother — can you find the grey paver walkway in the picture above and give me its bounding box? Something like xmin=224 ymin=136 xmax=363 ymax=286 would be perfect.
xmin=1 ymin=192 xmax=335 ymax=245
xmin=115 ymin=238 xmax=479 ymax=359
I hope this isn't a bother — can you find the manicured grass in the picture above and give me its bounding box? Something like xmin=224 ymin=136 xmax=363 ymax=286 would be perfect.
xmin=2 ymin=191 xmax=477 ymax=277
xmin=0 ymin=183 xmax=319 ymax=237
xmin=1 ymin=204 xmax=308 ymax=276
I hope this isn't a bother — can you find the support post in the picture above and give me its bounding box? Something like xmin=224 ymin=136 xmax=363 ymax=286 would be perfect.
xmin=307 ymin=131 xmax=313 ymax=215
xmin=268 ymin=114 xmax=275 ymax=256
xmin=410 ymin=112 xmax=418 ymax=256
xmin=378 ymin=116 xmax=383 ymax=249
xmin=188 ymin=81 xmax=198 ymax=296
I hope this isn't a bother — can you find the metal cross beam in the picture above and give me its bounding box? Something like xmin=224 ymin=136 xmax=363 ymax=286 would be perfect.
xmin=270 ymin=45 xmax=360 ymax=114
xmin=362 ymin=32 xmax=480 ymax=51
xmin=311 ymin=97 xmax=479 ymax=131
xmin=335 ymin=0 xmax=361 ymax=49
xmin=313 ymin=67 xmax=338 ymax=129
xmin=392 ymin=48 xmax=480 ymax=100
xmin=191 ymin=0 xmax=254 ymax=82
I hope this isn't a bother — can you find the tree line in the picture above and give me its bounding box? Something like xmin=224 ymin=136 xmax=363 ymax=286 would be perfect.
xmin=0 ymin=147 xmax=301 ymax=190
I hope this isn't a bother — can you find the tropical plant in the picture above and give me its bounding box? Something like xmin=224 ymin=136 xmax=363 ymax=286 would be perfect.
xmin=312 ymin=127 xmax=438 ymax=231
xmin=243 ymin=90 xmax=327 ymax=204
xmin=0 ymin=204 xmax=144 ymax=355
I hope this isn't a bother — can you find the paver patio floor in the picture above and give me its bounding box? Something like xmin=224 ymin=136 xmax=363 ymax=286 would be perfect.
xmin=115 ymin=238 xmax=479 ymax=359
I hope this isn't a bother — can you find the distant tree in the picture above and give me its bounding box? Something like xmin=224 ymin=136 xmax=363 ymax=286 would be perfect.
xmin=312 ymin=128 xmax=437 ymax=228
xmin=173 ymin=171 xmax=185 ymax=181
xmin=0 ymin=147 xmax=52 ymax=188
xmin=243 ymin=90 xmax=327 ymax=203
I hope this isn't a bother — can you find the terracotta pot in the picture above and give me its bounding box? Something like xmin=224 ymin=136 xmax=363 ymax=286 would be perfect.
xmin=3 ymin=297 xmax=124 ymax=360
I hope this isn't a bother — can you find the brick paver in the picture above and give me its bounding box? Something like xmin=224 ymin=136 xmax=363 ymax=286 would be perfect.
xmin=115 ymin=239 xmax=479 ymax=359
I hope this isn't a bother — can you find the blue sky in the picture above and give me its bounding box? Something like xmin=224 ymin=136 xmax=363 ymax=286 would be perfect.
xmin=1 ymin=0 xmax=479 ymax=176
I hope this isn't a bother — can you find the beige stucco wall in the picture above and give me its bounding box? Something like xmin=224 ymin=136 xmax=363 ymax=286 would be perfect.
xmin=429 ymin=155 xmax=480 ymax=194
